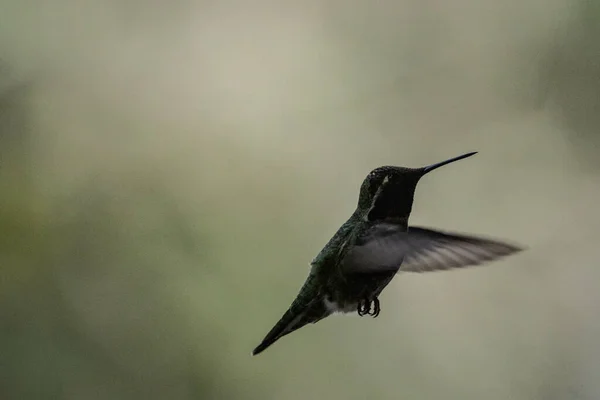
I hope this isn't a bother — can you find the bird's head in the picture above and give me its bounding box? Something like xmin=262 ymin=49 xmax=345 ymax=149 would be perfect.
xmin=357 ymin=152 xmax=477 ymax=221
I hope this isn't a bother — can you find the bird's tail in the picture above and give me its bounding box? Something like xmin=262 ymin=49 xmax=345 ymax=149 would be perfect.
xmin=252 ymin=298 xmax=327 ymax=356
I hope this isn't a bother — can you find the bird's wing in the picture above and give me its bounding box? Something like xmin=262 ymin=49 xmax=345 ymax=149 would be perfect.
xmin=341 ymin=223 xmax=524 ymax=274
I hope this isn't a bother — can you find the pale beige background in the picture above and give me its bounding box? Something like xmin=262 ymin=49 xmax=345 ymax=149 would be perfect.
xmin=1 ymin=1 xmax=599 ymax=399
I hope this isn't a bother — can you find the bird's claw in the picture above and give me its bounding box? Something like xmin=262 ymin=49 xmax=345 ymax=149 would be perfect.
xmin=357 ymin=297 xmax=380 ymax=318
xmin=371 ymin=297 xmax=380 ymax=318
xmin=357 ymin=299 xmax=371 ymax=316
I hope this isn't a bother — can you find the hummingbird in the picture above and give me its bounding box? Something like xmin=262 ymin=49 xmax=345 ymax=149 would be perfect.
xmin=252 ymin=152 xmax=523 ymax=356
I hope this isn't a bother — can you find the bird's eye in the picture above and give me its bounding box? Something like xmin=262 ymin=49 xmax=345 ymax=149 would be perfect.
xmin=372 ymin=174 xmax=391 ymax=196
xmin=366 ymin=175 xmax=382 ymax=196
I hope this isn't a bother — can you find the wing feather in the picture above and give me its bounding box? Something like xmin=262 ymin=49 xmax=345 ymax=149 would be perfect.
xmin=341 ymin=224 xmax=524 ymax=274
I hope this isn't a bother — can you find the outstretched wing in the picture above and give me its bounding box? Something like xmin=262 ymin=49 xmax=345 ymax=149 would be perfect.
xmin=341 ymin=223 xmax=524 ymax=274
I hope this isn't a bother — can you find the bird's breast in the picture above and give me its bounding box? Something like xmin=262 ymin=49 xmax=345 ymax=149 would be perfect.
xmin=323 ymin=296 xmax=358 ymax=314
xmin=324 ymin=272 xmax=397 ymax=313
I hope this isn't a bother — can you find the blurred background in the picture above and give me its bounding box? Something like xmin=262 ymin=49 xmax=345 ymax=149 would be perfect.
xmin=1 ymin=1 xmax=600 ymax=399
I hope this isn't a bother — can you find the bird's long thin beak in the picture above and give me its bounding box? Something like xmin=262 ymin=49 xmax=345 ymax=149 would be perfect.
xmin=421 ymin=152 xmax=477 ymax=175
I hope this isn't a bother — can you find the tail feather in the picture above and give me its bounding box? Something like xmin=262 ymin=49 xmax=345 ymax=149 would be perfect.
xmin=252 ymin=299 xmax=327 ymax=356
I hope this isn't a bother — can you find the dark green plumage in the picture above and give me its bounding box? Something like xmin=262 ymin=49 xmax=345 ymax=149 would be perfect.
xmin=252 ymin=152 xmax=524 ymax=356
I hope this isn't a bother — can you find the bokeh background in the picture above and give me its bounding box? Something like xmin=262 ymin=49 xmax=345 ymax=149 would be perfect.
xmin=2 ymin=1 xmax=600 ymax=399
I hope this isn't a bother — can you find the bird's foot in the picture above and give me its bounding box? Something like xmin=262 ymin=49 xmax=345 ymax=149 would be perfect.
xmin=371 ymin=297 xmax=380 ymax=318
xmin=357 ymin=299 xmax=371 ymax=316
xmin=357 ymin=297 xmax=380 ymax=318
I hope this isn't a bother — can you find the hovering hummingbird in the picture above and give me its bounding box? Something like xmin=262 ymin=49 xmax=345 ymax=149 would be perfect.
xmin=252 ymin=152 xmax=523 ymax=356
